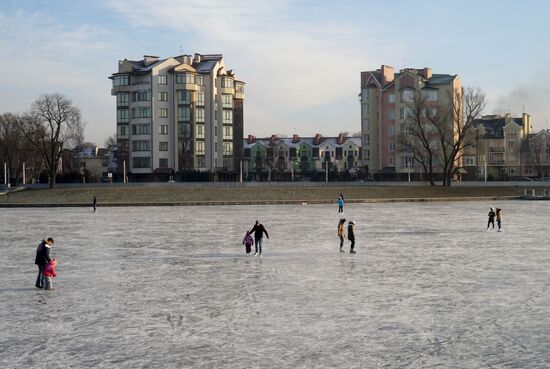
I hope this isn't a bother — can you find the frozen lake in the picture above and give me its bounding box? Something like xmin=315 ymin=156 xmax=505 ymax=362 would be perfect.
xmin=1 ymin=201 xmax=549 ymax=368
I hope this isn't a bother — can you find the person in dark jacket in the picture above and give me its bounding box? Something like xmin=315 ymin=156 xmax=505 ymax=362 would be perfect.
xmin=487 ymin=208 xmax=496 ymax=230
xmin=92 ymin=195 xmax=97 ymax=212
xmin=35 ymin=238 xmax=54 ymax=288
xmin=250 ymin=220 xmax=269 ymax=256
xmin=347 ymin=221 xmax=356 ymax=254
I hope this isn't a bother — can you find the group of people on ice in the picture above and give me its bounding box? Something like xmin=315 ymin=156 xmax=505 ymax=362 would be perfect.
xmin=487 ymin=207 xmax=503 ymax=231
xmin=34 ymin=238 xmax=58 ymax=290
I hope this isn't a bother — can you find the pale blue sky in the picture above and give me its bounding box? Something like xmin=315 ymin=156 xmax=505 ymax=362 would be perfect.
xmin=1 ymin=0 xmax=550 ymax=144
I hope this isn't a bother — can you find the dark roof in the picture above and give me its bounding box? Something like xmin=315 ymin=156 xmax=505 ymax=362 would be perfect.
xmin=474 ymin=117 xmax=524 ymax=138
xmin=428 ymin=74 xmax=456 ymax=84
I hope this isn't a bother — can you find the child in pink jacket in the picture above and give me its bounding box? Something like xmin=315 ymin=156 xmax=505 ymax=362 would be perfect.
xmin=242 ymin=231 xmax=254 ymax=256
xmin=43 ymin=259 xmax=57 ymax=290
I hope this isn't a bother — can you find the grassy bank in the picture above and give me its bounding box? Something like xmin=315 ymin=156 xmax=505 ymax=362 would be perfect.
xmin=0 ymin=185 xmax=526 ymax=206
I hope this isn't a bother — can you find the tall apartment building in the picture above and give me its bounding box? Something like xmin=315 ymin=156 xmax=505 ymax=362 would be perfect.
xmin=359 ymin=65 xmax=461 ymax=179
xmin=110 ymin=53 xmax=244 ymax=178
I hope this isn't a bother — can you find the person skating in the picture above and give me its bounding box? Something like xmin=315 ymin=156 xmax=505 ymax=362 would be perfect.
xmin=487 ymin=208 xmax=496 ymax=231
xmin=43 ymin=259 xmax=57 ymax=290
xmin=242 ymin=231 xmax=254 ymax=256
xmin=35 ymin=238 xmax=54 ymax=288
xmin=338 ymin=218 xmax=346 ymax=252
xmin=92 ymin=195 xmax=97 ymax=212
xmin=347 ymin=220 xmax=356 ymax=253
xmin=250 ymin=220 xmax=269 ymax=256
xmin=337 ymin=195 xmax=344 ymax=213
xmin=496 ymin=208 xmax=503 ymax=232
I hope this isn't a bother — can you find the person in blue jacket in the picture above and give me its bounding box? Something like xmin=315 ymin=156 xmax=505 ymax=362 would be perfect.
xmin=337 ymin=194 xmax=344 ymax=213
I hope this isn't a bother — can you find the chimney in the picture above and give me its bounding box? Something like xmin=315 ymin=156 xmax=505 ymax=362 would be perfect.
xmin=193 ymin=53 xmax=202 ymax=64
xmin=337 ymin=133 xmax=345 ymax=145
xmin=143 ymin=55 xmax=159 ymax=66
xmin=247 ymin=134 xmax=256 ymax=144
xmin=292 ymin=134 xmax=300 ymax=143
xmin=271 ymin=134 xmax=277 ymax=144
xmin=421 ymin=67 xmax=432 ymax=79
xmin=380 ymin=65 xmax=394 ymax=85
xmin=314 ymin=133 xmax=321 ymax=145
xmin=522 ymin=113 xmax=531 ymax=136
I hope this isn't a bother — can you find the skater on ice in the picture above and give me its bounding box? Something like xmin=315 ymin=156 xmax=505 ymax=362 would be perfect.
xmin=347 ymin=220 xmax=356 ymax=253
xmin=337 ymin=194 xmax=344 ymax=213
xmin=487 ymin=208 xmax=496 ymax=230
xmin=250 ymin=220 xmax=269 ymax=256
xmin=92 ymin=195 xmax=97 ymax=212
xmin=242 ymin=231 xmax=254 ymax=256
xmin=496 ymin=208 xmax=503 ymax=231
xmin=338 ymin=218 xmax=346 ymax=253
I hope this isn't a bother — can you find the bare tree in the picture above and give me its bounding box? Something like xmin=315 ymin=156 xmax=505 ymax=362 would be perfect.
xmin=528 ymin=135 xmax=550 ymax=178
xmin=432 ymin=87 xmax=486 ymax=186
xmin=26 ymin=93 xmax=84 ymax=188
xmin=397 ymin=92 xmax=438 ymax=185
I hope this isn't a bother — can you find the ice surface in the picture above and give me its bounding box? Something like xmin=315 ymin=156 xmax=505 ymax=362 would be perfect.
xmin=1 ymin=201 xmax=549 ymax=368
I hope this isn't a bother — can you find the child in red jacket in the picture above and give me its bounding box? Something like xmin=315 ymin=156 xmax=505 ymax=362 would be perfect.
xmin=43 ymin=259 xmax=57 ymax=290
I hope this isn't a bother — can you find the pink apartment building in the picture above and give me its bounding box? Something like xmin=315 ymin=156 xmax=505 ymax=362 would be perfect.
xmin=359 ymin=65 xmax=461 ymax=179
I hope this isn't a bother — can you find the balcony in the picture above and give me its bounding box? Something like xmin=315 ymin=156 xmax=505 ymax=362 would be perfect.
xmin=489 ymin=160 xmax=506 ymax=165
xmin=111 ymin=85 xmax=131 ymax=95
xmin=489 ymin=147 xmax=505 ymax=153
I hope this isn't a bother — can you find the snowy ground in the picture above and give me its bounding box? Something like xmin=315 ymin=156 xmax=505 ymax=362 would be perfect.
xmin=1 ymin=201 xmax=549 ymax=368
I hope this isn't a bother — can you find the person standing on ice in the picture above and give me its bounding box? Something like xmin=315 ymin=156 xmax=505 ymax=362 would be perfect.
xmin=496 ymin=208 xmax=503 ymax=232
xmin=347 ymin=220 xmax=356 ymax=253
xmin=92 ymin=195 xmax=97 ymax=213
xmin=250 ymin=220 xmax=269 ymax=256
xmin=337 ymin=195 xmax=344 ymax=213
xmin=487 ymin=208 xmax=496 ymax=230
xmin=337 ymin=218 xmax=346 ymax=253
xmin=35 ymin=238 xmax=54 ymax=288
xmin=242 ymin=231 xmax=254 ymax=256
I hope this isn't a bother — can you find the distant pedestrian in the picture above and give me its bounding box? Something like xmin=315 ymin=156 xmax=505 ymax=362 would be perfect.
xmin=35 ymin=238 xmax=54 ymax=288
xmin=242 ymin=231 xmax=254 ymax=256
xmin=337 ymin=195 xmax=344 ymax=213
xmin=250 ymin=220 xmax=269 ymax=256
xmin=43 ymin=259 xmax=57 ymax=290
xmin=496 ymin=208 xmax=503 ymax=232
xmin=92 ymin=195 xmax=97 ymax=212
xmin=487 ymin=208 xmax=496 ymax=231
xmin=347 ymin=220 xmax=356 ymax=253
xmin=338 ymin=218 xmax=346 ymax=253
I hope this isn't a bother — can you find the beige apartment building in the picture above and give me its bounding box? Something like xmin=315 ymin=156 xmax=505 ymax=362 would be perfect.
xmin=110 ymin=53 xmax=244 ymax=178
xmin=462 ymin=113 xmax=532 ymax=180
xmin=359 ymin=65 xmax=461 ymax=179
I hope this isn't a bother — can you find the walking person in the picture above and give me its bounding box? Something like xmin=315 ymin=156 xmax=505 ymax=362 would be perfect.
xmin=347 ymin=220 xmax=356 ymax=253
xmin=92 ymin=195 xmax=97 ymax=213
xmin=338 ymin=218 xmax=346 ymax=253
xmin=487 ymin=208 xmax=496 ymax=231
xmin=242 ymin=231 xmax=254 ymax=256
xmin=35 ymin=238 xmax=54 ymax=288
xmin=337 ymin=195 xmax=344 ymax=213
xmin=496 ymin=208 xmax=503 ymax=232
xmin=250 ymin=220 xmax=269 ymax=257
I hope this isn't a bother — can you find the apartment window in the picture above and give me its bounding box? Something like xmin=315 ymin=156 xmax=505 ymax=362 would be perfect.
xmin=196 ymin=92 xmax=205 ymax=106
xmin=159 ymin=125 xmax=168 ymax=135
xmin=508 ymin=141 xmax=515 ymax=148
xmin=177 ymin=90 xmax=191 ymax=104
xmin=117 ymin=93 xmax=128 ymax=105
xmin=401 ymin=89 xmax=414 ymax=102
xmin=421 ymin=89 xmax=438 ymax=101
xmin=159 ymin=158 xmax=168 ymax=168
xmin=509 ymin=129 xmax=517 ymax=138
xmin=113 ymin=75 xmax=129 ymax=86
xmin=196 ymin=124 xmax=205 ymax=139
xmin=132 ymin=107 xmax=151 ymax=118
xmin=196 ymin=108 xmax=205 ymax=122
xmin=159 ymin=108 xmax=168 ymax=118
xmin=178 ymin=106 xmax=191 ymax=121
xmin=400 ymin=123 xmax=412 ymax=134
xmin=235 ymin=82 xmax=244 ymax=93
xmin=400 ymin=107 xmax=413 ymax=120
xmin=159 ymin=142 xmax=168 ymax=151
xmin=223 ymin=126 xmax=233 ymax=140
xmin=132 ymin=90 xmax=151 ymax=102
xmin=117 ymin=125 xmax=128 ymax=138
xmin=388 ymin=110 xmax=395 ymax=120
xmin=389 ymin=157 xmax=396 ymax=166
xmin=196 ymin=141 xmax=205 ymax=155
xmin=223 ymin=110 xmax=233 ymax=124
xmin=222 ymin=77 xmax=233 ymax=88
xmin=400 ymin=156 xmax=413 ymax=168
xmin=464 ymin=156 xmax=475 ymax=166
xmin=132 ymin=124 xmax=150 ymax=135
xmin=176 ymin=73 xmax=195 ymax=84
xmin=196 ymin=75 xmax=204 ymax=86
xmin=197 ymin=157 xmax=205 ymax=168
xmin=389 ymin=142 xmax=395 ymax=152
xmin=158 ymin=75 xmax=167 ymax=85
xmin=389 ymin=126 xmax=395 ymax=136
xmin=388 ymin=94 xmax=395 ymax=103
xmin=117 ymin=108 xmax=129 ymax=122
xmin=132 ymin=140 xmax=151 ymax=152
xmin=132 ymin=157 xmax=151 ymax=168
xmin=158 ymin=92 xmax=168 ymax=101
xmin=222 ymin=94 xmax=233 ymax=108
xmin=178 ymin=123 xmax=191 ymax=138
xmin=223 ymin=142 xmax=233 ymax=155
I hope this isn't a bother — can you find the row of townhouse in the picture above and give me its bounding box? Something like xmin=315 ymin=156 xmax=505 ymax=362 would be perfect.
xmin=243 ymin=133 xmax=362 ymax=180
xmin=110 ymin=53 xmax=244 ymax=179
xmin=463 ymin=114 xmax=550 ymax=180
